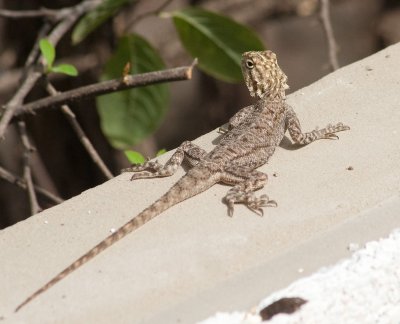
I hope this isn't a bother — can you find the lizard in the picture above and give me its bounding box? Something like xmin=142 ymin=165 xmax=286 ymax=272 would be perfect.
xmin=15 ymin=50 xmax=350 ymax=312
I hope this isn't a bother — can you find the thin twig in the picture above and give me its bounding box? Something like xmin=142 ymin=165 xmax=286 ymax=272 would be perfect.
xmin=319 ymin=0 xmax=339 ymax=71
xmin=0 ymin=165 xmax=63 ymax=204
xmin=125 ymin=0 xmax=174 ymax=30
xmin=0 ymin=0 xmax=101 ymax=139
xmin=17 ymin=120 xmax=42 ymax=214
xmin=46 ymin=83 xmax=114 ymax=180
xmin=0 ymin=68 xmax=42 ymax=136
xmin=0 ymin=8 xmax=60 ymax=19
xmin=0 ymin=0 xmax=100 ymax=20
xmin=16 ymin=60 xmax=197 ymax=116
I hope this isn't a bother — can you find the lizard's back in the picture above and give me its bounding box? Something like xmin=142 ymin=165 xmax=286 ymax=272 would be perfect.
xmin=206 ymin=99 xmax=287 ymax=168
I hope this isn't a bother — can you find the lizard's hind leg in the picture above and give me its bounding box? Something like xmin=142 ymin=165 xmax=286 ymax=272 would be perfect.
xmin=221 ymin=168 xmax=276 ymax=217
xmin=122 ymin=141 xmax=207 ymax=181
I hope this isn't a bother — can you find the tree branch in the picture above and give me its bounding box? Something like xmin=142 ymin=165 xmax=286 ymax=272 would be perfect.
xmin=0 ymin=8 xmax=60 ymax=19
xmin=0 ymin=68 xmax=42 ymax=137
xmin=46 ymin=82 xmax=114 ymax=180
xmin=319 ymin=0 xmax=339 ymax=71
xmin=0 ymin=0 xmax=101 ymax=20
xmin=17 ymin=120 xmax=42 ymax=214
xmin=0 ymin=165 xmax=63 ymax=204
xmin=16 ymin=60 xmax=197 ymax=116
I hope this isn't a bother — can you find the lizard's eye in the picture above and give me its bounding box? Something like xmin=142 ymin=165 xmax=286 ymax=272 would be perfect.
xmin=245 ymin=59 xmax=254 ymax=69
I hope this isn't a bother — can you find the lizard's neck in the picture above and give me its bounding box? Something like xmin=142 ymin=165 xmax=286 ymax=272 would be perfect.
xmin=247 ymin=67 xmax=289 ymax=101
xmin=257 ymin=96 xmax=284 ymax=109
xmin=263 ymin=68 xmax=288 ymax=101
xmin=261 ymin=89 xmax=286 ymax=101
xmin=257 ymin=85 xmax=287 ymax=102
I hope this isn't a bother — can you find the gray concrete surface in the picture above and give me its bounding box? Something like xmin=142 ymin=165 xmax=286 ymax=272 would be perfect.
xmin=1 ymin=42 xmax=400 ymax=324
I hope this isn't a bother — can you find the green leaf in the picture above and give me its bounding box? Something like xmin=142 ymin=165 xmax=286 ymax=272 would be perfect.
xmin=97 ymin=34 xmax=169 ymax=149
xmin=39 ymin=39 xmax=55 ymax=68
xmin=50 ymin=64 xmax=79 ymax=76
xmin=172 ymin=7 xmax=265 ymax=83
xmin=124 ymin=150 xmax=146 ymax=164
xmin=72 ymin=0 xmax=134 ymax=44
xmin=156 ymin=148 xmax=166 ymax=156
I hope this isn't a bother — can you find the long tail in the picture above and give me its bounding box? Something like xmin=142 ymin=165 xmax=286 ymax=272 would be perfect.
xmin=15 ymin=168 xmax=216 ymax=312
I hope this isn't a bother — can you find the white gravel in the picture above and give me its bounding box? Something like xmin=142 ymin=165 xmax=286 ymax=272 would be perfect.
xmin=199 ymin=228 xmax=400 ymax=324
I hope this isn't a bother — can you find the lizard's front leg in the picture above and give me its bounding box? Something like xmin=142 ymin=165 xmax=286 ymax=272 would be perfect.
xmin=285 ymin=104 xmax=350 ymax=145
xmin=122 ymin=141 xmax=207 ymax=180
xmin=221 ymin=167 xmax=276 ymax=216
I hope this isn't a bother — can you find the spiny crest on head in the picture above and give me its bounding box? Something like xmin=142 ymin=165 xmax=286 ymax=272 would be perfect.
xmin=241 ymin=50 xmax=289 ymax=100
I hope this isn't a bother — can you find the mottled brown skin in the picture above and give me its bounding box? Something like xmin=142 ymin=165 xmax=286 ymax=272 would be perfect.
xmin=15 ymin=50 xmax=349 ymax=312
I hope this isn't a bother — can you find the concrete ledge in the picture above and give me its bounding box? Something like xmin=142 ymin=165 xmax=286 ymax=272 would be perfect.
xmin=1 ymin=42 xmax=400 ymax=323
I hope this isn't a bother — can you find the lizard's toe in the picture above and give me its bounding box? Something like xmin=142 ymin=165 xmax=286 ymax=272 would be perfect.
xmin=323 ymin=133 xmax=339 ymax=140
xmin=328 ymin=122 xmax=351 ymax=134
xmin=123 ymin=160 xmax=164 ymax=176
xmin=247 ymin=194 xmax=277 ymax=216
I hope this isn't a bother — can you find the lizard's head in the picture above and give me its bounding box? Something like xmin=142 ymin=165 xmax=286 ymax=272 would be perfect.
xmin=241 ymin=50 xmax=289 ymax=100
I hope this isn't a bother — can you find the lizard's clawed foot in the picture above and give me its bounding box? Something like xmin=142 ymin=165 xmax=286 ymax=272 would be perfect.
xmin=225 ymin=191 xmax=277 ymax=217
xmin=247 ymin=194 xmax=278 ymax=216
xmin=322 ymin=133 xmax=339 ymax=140
xmin=121 ymin=160 xmax=165 ymax=181
xmin=323 ymin=122 xmax=350 ymax=139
